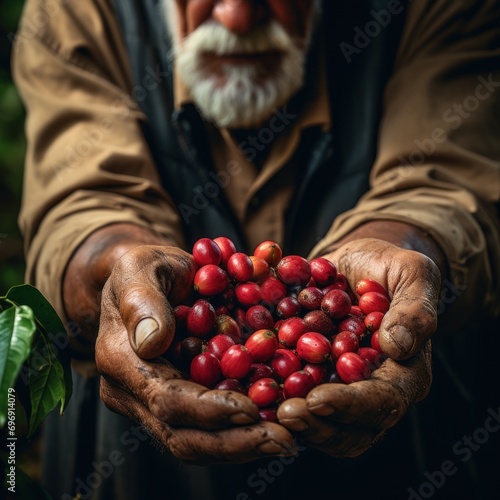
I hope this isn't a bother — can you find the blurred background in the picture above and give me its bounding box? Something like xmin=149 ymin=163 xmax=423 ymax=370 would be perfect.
xmin=0 ymin=0 xmax=44 ymax=489
xmin=0 ymin=0 xmax=26 ymax=292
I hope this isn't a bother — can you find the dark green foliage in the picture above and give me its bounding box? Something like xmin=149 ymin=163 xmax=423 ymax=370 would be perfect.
xmin=0 ymin=1 xmax=28 ymax=291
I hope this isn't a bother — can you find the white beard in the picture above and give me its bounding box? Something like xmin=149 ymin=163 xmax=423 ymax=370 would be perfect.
xmin=163 ymin=5 xmax=313 ymax=128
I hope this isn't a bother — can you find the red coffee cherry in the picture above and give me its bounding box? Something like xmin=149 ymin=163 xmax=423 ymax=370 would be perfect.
xmin=235 ymin=282 xmax=262 ymax=307
xmin=193 ymin=264 xmax=229 ymax=296
xmin=275 ymin=255 xmax=311 ymax=287
xmin=192 ymin=238 xmax=222 ymax=267
xmin=270 ymin=349 xmax=302 ymax=381
xmin=302 ymin=309 xmax=335 ymax=336
xmin=245 ymin=363 xmax=276 ymax=385
xmin=259 ymin=276 xmax=287 ymax=305
xmin=296 ymin=332 xmax=332 ymax=364
xmin=248 ymin=377 xmax=281 ymax=407
xmin=190 ymin=352 xmax=222 ymax=388
xmin=331 ymin=331 xmax=359 ymax=360
xmin=303 ymin=362 xmax=328 ymax=385
xmin=215 ymin=378 xmax=246 ymax=393
xmin=245 ymin=305 xmax=275 ymax=331
xmin=221 ymin=345 xmax=254 ymax=379
xmin=277 ymin=317 xmax=309 ymax=348
xmin=253 ymin=240 xmax=283 ymax=267
xmin=309 ymin=257 xmax=337 ymax=287
xmin=206 ymin=334 xmax=236 ymax=360
xmin=244 ymin=329 xmax=279 ymax=363
xmin=276 ymin=296 xmax=302 ymax=319
xmin=297 ymin=286 xmax=324 ymax=311
xmin=213 ymin=236 xmax=237 ymax=267
xmin=336 ymin=352 xmax=371 ymax=384
xmin=355 ymin=278 xmax=388 ymax=297
xmin=227 ymin=252 xmax=254 ymax=282
xmin=358 ymin=291 xmax=391 ymax=315
xmin=364 ymin=311 xmax=385 ymax=333
xmin=249 ymin=255 xmax=270 ymax=282
xmin=321 ymin=289 xmax=352 ymax=319
xmin=283 ymin=370 xmax=316 ymax=399
xmin=186 ymin=299 xmax=216 ymax=337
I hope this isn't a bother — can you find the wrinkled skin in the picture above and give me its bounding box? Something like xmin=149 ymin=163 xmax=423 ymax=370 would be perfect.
xmin=95 ymin=245 xmax=297 ymax=465
xmin=277 ymin=238 xmax=439 ymax=457
xmin=95 ymin=234 xmax=440 ymax=463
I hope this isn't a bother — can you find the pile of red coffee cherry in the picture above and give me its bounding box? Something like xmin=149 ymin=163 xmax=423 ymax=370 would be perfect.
xmin=165 ymin=237 xmax=391 ymax=421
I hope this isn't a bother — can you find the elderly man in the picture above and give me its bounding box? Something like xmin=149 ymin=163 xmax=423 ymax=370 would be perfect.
xmin=12 ymin=0 xmax=500 ymax=498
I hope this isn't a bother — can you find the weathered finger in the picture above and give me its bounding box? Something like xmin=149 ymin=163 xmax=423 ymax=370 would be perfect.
xmin=305 ymin=343 xmax=432 ymax=427
xmin=304 ymin=379 xmax=405 ymax=429
xmin=96 ymin=329 xmax=260 ymax=429
xmin=120 ymin=279 xmax=176 ymax=360
xmin=329 ymin=240 xmax=441 ymax=360
xmin=99 ymin=375 xmax=173 ymax=444
xmin=100 ymin=377 xmax=290 ymax=465
xmin=167 ymin=423 xmax=297 ymax=465
xmin=106 ymin=245 xmax=196 ymax=359
xmin=148 ymin=380 xmax=261 ymax=428
xmin=277 ymin=398 xmax=380 ymax=458
xmin=381 ymin=252 xmax=441 ymax=360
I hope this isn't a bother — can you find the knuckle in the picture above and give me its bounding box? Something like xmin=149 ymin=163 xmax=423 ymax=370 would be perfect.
xmin=146 ymin=386 xmax=171 ymax=422
xmin=166 ymin=435 xmax=202 ymax=464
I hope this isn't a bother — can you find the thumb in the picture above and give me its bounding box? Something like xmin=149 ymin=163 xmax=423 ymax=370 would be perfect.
xmin=111 ymin=245 xmax=197 ymax=359
xmin=378 ymin=275 xmax=439 ymax=360
xmin=121 ymin=282 xmax=177 ymax=360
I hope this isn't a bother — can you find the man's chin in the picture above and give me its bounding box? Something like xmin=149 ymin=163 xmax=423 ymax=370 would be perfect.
xmin=194 ymin=97 xmax=281 ymax=129
xmin=187 ymin=75 xmax=298 ymax=129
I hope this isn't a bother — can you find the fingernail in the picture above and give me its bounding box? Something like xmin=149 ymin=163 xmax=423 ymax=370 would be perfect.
xmin=280 ymin=418 xmax=309 ymax=431
xmin=306 ymin=403 xmax=334 ymax=416
xmin=388 ymin=325 xmax=414 ymax=354
xmin=135 ymin=318 xmax=159 ymax=351
xmin=230 ymin=413 xmax=257 ymax=425
xmin=257 ymin=440 xmax=293 ymax=455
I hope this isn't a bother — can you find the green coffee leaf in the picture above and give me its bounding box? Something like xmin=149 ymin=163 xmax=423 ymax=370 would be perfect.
xmin=5 ymin=284 xmax=72 ymax=413
xmin=0 ymin=304 xmax=36 ymax=427
xmin=26 ymin=335 xmax=66 ymax=438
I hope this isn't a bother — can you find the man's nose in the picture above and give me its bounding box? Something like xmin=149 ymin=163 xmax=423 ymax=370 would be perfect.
xmin=212 ymin=0 xmax=268 ymax=35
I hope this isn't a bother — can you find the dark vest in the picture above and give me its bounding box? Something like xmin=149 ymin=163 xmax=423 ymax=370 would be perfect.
xmin=112 ymin=0 xmax=409 ymax=256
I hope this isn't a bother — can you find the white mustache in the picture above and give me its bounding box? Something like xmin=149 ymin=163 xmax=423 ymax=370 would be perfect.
xmin=175 ymin=19 xmax=294 ymax=57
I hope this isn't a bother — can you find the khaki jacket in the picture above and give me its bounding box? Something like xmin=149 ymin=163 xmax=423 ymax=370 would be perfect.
xmin=12 ymin=0 xmax=500 ymax=327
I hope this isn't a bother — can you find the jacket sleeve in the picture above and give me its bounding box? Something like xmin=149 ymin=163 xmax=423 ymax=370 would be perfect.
xmin=310 ymin=0 xmax=500 ymax=321
xmin=11 ymin=0 xmax=186 ymax=320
